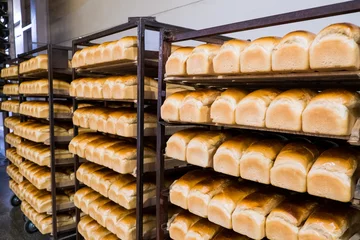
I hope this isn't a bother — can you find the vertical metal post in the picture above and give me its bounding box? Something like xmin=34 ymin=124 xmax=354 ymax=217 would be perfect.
xmin=48 ymin=44 xmax=58 ymax=239
xmin=136 ymin=18 xmax=145 ymax=240
xmin=156 ymin=29 xmax=171 ymax=240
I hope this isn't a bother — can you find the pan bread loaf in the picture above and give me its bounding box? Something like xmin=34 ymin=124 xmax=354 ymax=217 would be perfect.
xmin=185 ymin=218 xmax=222 ymax=240
xmin=19 ymin=101 xmax=71 ymax=118
xmin=115 ymin=212 xmax=156 ymax=240
xmin=19 ymin=54 xmax=48 ymax=74
xmin=1 ymin=65 xmax=18 ymax=78
xmin=4 ymin=116 xmax=20 ymax=129
xmin=5 ymin=133 xmax=22 ymax=147
xmin=3 ymin=84 xmax=19 ymax=95
xmin=1 ymin=100 xmax=20 ymax=113
xmin=6 ymin=148 xmax=23 ymax=166
xmin=161 ymin=90 xmax=192 ymax=122
xmin=166 ymin=47 xmax=194 ymax=76
xmin=186 ymin=44 xmax=221 ymax=75
xmin=19 ymin=79 xmax=70 ymax=95
xmin=168 ymin=210 xmax=201 ymax=240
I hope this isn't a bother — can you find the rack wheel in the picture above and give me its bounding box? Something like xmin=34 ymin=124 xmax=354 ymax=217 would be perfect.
xmin=10 ymin=195 xmax=21 ymax=207
xmin=24 ymin=220 xmax=38 ymax=234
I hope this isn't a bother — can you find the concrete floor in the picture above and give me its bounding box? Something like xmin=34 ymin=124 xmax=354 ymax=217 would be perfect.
xmin=0 ymin=155 xmax=49 ymax=240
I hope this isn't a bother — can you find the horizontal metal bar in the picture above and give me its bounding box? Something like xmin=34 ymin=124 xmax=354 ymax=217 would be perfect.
xmin=172 ymin=1 xmax=360 ymax=42
xmin=17 ymin=45 xmax=48 ymax=57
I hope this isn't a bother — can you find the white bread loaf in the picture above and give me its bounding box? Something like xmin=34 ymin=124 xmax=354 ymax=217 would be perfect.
xmin=265 ymin=89 xmax=317 ymax=131
xmin=165 ymin=128 xmax=204 ymax=161
xmin=184 ymin=218 xmax=222 ymax=240
xmin=93 ymin=201 xmax=123 ymax=227
xmin=166 ymin=47 xmax=194 ymax=76
xmin=161 ymin=90 xmax=192 ymax=122
xmin=235 ymin=88 xmax=281 ymax=127
xmin=266 ymin=199 xmax=318 ymax=240
xmin=5 ymin=133 xmax=22 ymax=148
xmin=239 ymin=139 xmax=284 ymax=184
xmin=232 ymin=191 xmax=285 ymax=239
xmin=271 ymin=142 xmax=319 ymax=192
xmin=109 ymin=36 xmax=137 ymax=62
xmin=4 ymin=116 xmax=21 ymax=130
xmin=1 ymin=65 xmax=18 ymax=78
xmin=3 ymin=84 xmax=19 ymax=95
xmin=213 ymin=39 xmax=250 ymax=74
xmin=180 ymin=89 xmax=221 ymax=123
xmin=115 ymin=213 xmax=156 ymax=240
xmin=302 ymin=89 xmax=360 ymax=135
xmin=187 ymin=175 xmax=232 ymax=218
xmin=208 ymin=181 xmax=258 ymax=229
xmin=310 ymin=23 xmax=360 ymax=70
xmin=272 ymin=31 xmax=316 ymax=72
xmin=105 ymin=206 xmax=134 ymax=234
xmin=88 ymin=197 xmax=111 ymax=221
xmin=186 ymin=44 xmax=221 ymax=75
xmin=210 ymin=89 xmax=248 ymax=124
xmin=186 ymin=131 xmax=232 ymax=167
xmin=168 ymin=210 xmax=201 ymax=240
xmin=307 ymin=147 xmax=360 ymax=202
xmin=240 ymin=36 xmax=280 ymax=73
xmin=169 ymin=170 xmax=212 ymax=209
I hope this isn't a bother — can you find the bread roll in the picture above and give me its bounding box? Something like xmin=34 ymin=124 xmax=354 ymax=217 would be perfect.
xmin=208 ymin=181 xmax=258 ymax=229
xmin=213 ymin=135 xmax=259 ymax=177
xmin=302 ymin=89 xmax=360 ymax=135
xmin=180 ymin=89 xmax=221 ymax=123
xmin=186 ymin=131 xmax=232 ymax=167
xmin=210 ymin=89 xmax=248 ymax=124
xmin=169 ymin=170 xmax=212 ymax=209
xmin=161 ymin=91 xmax=192 ymax=122
xmin=307 ymin=147 xmax=359 ymax=202
xmin=168 ymin=211 xmax=201 ymax=240
xmin=186 ymin=44 xmax=220 ymax=75
xmin=272 ymin=31 xmax=316 ymax=72
xmin=240 ymin=139 xmax=285 ymax=184
xmin=213 ymin=229 xmax=251 ymax=240
xmin=235 ymin=89 xmax=281 ymax=127
xmin=265 ymin=89 xmax=316 ymax=131
xmin=213 ymin=39 xmax=250 ymax=74
xmin=240 ymin=36 xmax=281 ymax=73
xmin=271 ymin=142 xmax=319 ymax=192
xmin=266 ymin=199 xmax=318 ymax=240
xmin=165 ymin=128 xmax=204 ymax=161
xmin=166 ymin=47 xmax=194 ymax=76
xmin=232 ymin=191 xmax=285 ymax=239
xmin=184 ymin=218 xmax=222 ymax=240
xmin=310 ymin=23 xmax=360 ymax=70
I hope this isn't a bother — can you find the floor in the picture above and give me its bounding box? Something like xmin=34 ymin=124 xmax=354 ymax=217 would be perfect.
xmin=0 ymin=155 xmax=49 ymax=240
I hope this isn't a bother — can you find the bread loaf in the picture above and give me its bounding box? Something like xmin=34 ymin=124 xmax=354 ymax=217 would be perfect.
xmin=161 ymin=91 xmax=192 ymax=122
xmin=6 ymin=148 xmax=23 ymax=167
xmin=3 ymin=84 xmax=19 ymax=95
xmin=105 ymin=207 xmax=134 ymax=234
xmin=208 ymin=181 xmax=258 ymax=229
xmin=168 ymin=210 xmax=201 ymax=240
xmin=240 ymin=37 xmax=280 ymax=73
xmin=1 ymin=65 xmax=18 ymax=78
xmin=213 ymin=39 xmax=250 ymax=74
xmin=307 ymin=147 xmax=359 ymax=202
xmin=110 ymin=36 xmax=138 ymax=62
xmin=210 ymin=89 xmax=248 ymax=124
xmin=185 ymin=218 xmax=222 ymax=240
xmin=93 ymin=201 xmax=123 ymax=227
xmin=240 ymin=139 xmax=284 ymax=184
xmin=4 ymin=116 xmax=20 ymax=129
xmin=235 ymin=89 xmax=281 ymax=127
xmin=1 ymin=100 xmax=20 ymax=113
xmin=115 ymin=212 xmax=156 ymax=240
xmin=302 ymin=89 xmax=360 ymax=135
xmin=265 ymin=89 xmax=316 ymax=131
xmin=272 ymin=31 xmax=316 ymax=72
xmin=88 ymin=197 xmax=111 ymax=220
xmin=5 ymin=133 xmax=22 ymax=147
xmin=232 ymin=191 xmax=285 ymax=239
xmin=213 ymin=135 xmax=259 ymax=177
xmin=187 ymin=131 xmax=232 ymax=167
xmin=310 ymin=23 xmax=360 ymax=70
xmin=186 ymin=44 xmax=221 ymax=75
xmin=166 ymin=47 xmax=194 ymax=76
xmin=90 ymin=169 xmax=130 ymax=198
xmin=271 ymin=142 xmax=319 ymax=192
xmin=266 ymin=199 xmax=318 ymax=240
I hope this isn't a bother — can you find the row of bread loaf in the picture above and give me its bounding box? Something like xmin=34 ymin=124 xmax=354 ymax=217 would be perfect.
xmin=1 ymin=100 xmax=19 ymax=113
xmin=169 ymin=170 xmax=360 ymax=240
xmin=5 ymin=133 xmax=21 ymax=147
xmin=19 ymin=160 xmax=74 ymax=190
xmin=1 ymin=65 xmax=18 ymax=78
xmin=4 ymin=116 xmax=20 ymax=130
xmin=6 ymin=164 xmax=23 ymax=184
xmin=19 ymin=54 xmax=48 ymax=74
xmin=73 ymin=106 xmax=157 ymax=137
xmin=19 ymin=79 xmax=70 ymax=95
xmin=76 ymin=162 xmax=155 ymax=210
xmin=6 ymin=148 xmax=23 ymax=167
xmin=9 ymin=179 xmax=22 ymax=201
xmin=19 ymin=101 xmax=72 ymax=118
xmin=166 ymin=23 xmax=360 ymax=76
xmin=78 ymin=215 xmax=118 ymax=240
xmin=166 ymin=128 xmax=359 ymax=202
xmin=18 ymin=179 xmax=74 ymax=213
xmin=74 ymin=187 xmax=156 ymax=240
xmin=17 ymin=141 xmax=72 ymax=167
xmin=69 ymin=133 xmax=156 ymax=175
xmin=21 ymin=201 xmax=76 ymax=235
xmin=14 ymin=121 xmax=71 ymax=143
xmin=162 ymin=88 xmax=360 ymax=136
xmin=3 ymin=84 xmax=19 ymax=95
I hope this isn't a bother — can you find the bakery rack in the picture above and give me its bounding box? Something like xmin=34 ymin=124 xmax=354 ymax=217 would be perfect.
xmin=156 ymin=1 xmax=360 ymax=239
xmin=17 ymin=44 xmax=76 ymax=240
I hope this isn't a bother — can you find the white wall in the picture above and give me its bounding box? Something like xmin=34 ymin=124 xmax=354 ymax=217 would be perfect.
xmin=50 ymin=0 xmax=360 ymax=47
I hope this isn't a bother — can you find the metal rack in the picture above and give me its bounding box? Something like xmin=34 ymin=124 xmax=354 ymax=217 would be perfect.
xmin=156 ymin=1 xmax=360 ymax=239
xmin=17 ymin=44 xmax=76 ymax=240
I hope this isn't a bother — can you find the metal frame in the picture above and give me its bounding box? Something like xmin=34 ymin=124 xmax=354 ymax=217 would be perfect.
xmin=156 ymin=1 xmax=360 ymax=238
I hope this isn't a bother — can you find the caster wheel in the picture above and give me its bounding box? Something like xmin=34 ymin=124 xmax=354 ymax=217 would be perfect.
xmin=10 ymin=195 xmax=21 ymax=207
xmin=24 ymin=220 xmax=38 ymax=234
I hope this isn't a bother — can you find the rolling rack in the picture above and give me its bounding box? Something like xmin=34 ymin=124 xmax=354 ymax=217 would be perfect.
xmin=156 ymin=1 xmax=360 ymax=239
xmin=17 ymin=44 xmax=76 ymax=240
xmin=0 ymin=0 xmax=9 ymax=65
